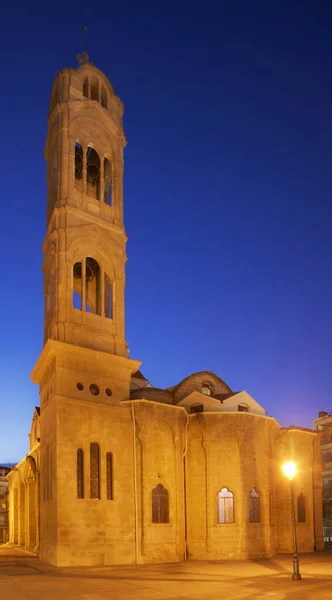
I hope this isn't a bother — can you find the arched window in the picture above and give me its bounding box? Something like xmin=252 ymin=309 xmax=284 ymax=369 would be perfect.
xmin=90 ymin=77 xmax=99 ymax=101
xmin=83 ymin=77 xmax=89 ymax=99
xmin=101 ymin=86 xmax=107 ymax=108
xmin=106 ymin=452 xmax=113 ymax=500
xmin=190 ymin=404 xmax=203 ymax=414
xmin=104 ymin=157 xmax=112 ymax=205
xmin=238 ymin=403 xmax=249 ymax=412
xmin=77 ymin=449 xmax=84 ymax=499
xmin=298 ymin=494 xmax=306 ymax=523
xmin=90 ymin=443 xmax=100 ymax=499
xmin=248 ymin=488 xmax=260 ymax=523
xmin=72 ymin=258 xmax=101 ymax=315
xmin=75 ymin=143 xmax=83 ymax=191
xmin=152 ymin=484 xmax=169 ymax=523
xmin=86 ymin=147 xmax=100 ymax=200
xmin=217 ymin=487 xmax=234 ymax=523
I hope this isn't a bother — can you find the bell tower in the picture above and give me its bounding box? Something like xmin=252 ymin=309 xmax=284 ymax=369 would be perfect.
xmin=31 ymin=55 xmax=140 ymax=565
xmin=43 ymin=57 xmax=128 ymax=357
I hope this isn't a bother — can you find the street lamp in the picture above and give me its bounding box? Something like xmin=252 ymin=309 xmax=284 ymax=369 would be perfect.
xmin=282 ymin=461 xmax=301 ymax=580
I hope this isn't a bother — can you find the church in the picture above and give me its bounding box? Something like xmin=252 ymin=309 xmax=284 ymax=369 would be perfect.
xmin=7 ymin=55 xmax=324 ymax=567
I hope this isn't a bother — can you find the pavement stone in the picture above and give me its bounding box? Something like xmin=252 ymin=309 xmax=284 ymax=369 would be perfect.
xmin=0 ymin=545 xmax=332 ymax=599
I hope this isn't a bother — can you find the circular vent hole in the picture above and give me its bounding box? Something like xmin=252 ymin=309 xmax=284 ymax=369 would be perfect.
xmin=105 ymin=388 xmax=112 ymax=397
xmin=77 ymin=383 xmax=84 ymax=391
xmin=89 ymin=384 xmax=100 ymax=396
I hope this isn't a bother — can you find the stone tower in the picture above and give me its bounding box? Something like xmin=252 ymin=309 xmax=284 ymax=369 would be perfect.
xmin=31 ymin=57 xmax=140 ymax=565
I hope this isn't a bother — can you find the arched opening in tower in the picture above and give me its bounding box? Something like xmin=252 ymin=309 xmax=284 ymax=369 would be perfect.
xmin=86 ymin=147 xmax=100 ymax=200
xmin=72 ymin=258 xmax=101 ymax=315
xmin=90 ymin=78 xmax=99 ymax=101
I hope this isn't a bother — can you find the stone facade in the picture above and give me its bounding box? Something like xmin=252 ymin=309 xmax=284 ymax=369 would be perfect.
xmin=0 ymin=466 xmax=11 ymax=543
xmin=7 ymin=57 xmax=324 ymax=566
xmin=313 ymin=411 xmax=332 ymax=541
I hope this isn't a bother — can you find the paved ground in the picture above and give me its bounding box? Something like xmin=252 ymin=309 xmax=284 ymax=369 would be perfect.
xmin=1 ymin=545 xmax=332 ymax=599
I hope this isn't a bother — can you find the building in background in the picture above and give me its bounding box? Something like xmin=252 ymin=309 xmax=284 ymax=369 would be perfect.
xmin=7 ymin=54 xmax=324 ymax=566
xmin=0 ymin=466 xmax=11 ymax=544
xmin=313 ymin=411 xmax=332 ymax=543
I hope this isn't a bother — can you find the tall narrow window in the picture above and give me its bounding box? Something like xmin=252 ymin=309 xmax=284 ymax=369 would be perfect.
xmin=217 ymin=487 xmax=234 ymax=523
xmin=77 ymin=449 xmax=84 ymax=499
xmin=86 ymin=147 xmax=100 ymax=200
xmin=104 ymin=157 xmax=112 ymax=205
xmin=101 ymin=86 xmax=107 ymax=108
xmin=249 ymin=488 xmax=260 ymax=523
xmin=86 ymin=257 xmax=101 ymax=314
xmin=105 ymin=275 xmax=112 ymax=318
xmin=90 ymin=77 xmax=99 ymax=101
xmin=298 ymin=494 xmax=306 ymax=523
xmin=152 ymin=484 xmax=169 ymax=523
xmin=75 ymin=143 xmax=83 ymax=191
xmin=106 ymin=452 xmax=113 ymax=500
xmin=90 ymin=443 xmax=100 ymax=499
xmin=83 ymin=77 xmax=89 ymax=98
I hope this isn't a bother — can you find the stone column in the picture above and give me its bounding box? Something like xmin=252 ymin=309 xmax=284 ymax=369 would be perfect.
xmin=99 ymin=158 xmax=104 ymax=205
xmin=83 ymin=146 xmax=87 ymax=195
xmin=26 ymin=479 xmax=36 ymax=551
xmin=100 ymin=266 xmax=105 ymax=317
xmin=18 ymin=483 xmax=25 ymax=546
xmin=13 ymin=487 xmax=18 ymax=544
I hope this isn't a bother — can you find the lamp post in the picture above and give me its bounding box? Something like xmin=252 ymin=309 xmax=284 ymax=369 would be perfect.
xmin=282 ymin=461 xmax=301 ymax=580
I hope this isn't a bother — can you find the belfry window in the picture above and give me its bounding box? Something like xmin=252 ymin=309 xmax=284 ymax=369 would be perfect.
xmin=217 ymin=487 xmax=234 ymax=523
xmin=86 ymin=147 xmax=100 ymax=200
xmin=83 ymin=77 xmax=89 ymax=98
xmin=248 ymin=488 xmax=260 ymax=523
xmin=75 ymin=143 xmax=83 ymax=191
xmin=152 ymin=484 xmax=169 ymax=523
xmin=297 ymin=494 xmax=306 ymax=523
xmin=77 ymin=449 xmax=84 ymax=499
xmin=104 ymin=157 xmax=112 ymax=205
xmin=90 ymin=77 xmax=99 ymax=101
xmin=90 ymin=442 xmax=100 ymax=499
xmin=106 ymin=452 xmax=113 ymax=500
xmin=101 ymin=86 xmax=107 ymax=108
xmin=72 ymin=258 xmax=101 ymax=315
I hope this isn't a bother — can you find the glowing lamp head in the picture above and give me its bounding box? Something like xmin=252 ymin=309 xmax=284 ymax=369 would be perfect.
xmin=282 ymin=461 xmax=296 ymax=480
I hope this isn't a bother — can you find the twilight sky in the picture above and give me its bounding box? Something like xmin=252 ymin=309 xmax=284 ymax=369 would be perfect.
xmin=1 ymin=1 xmax=332 ymax=462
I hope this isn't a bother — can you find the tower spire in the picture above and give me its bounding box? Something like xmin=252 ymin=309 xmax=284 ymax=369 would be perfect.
xmin=76 ymin=25 xmax=89 ymax=64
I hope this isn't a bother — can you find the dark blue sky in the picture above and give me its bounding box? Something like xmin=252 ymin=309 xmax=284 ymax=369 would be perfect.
xmin=1 ymin=1 xmax=332 ymax=462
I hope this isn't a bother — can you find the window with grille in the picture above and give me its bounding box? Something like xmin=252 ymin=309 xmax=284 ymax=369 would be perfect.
xmin=217 ymin=487 xmax=234 ymax=523
xmin=249 ymin=488 xmax=260 ymax=523
xmin=77 ymin=449 xmax=84 ymax=499
xmin=297 ymin=494 xmax=306 ymax=523
xmin=152 ymin=484 xmax=169 ymax=523
xmin=106 ymin=452 xmax=113 ymax=500
xmin=90 ymin=443 xmax=100 ymax=499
